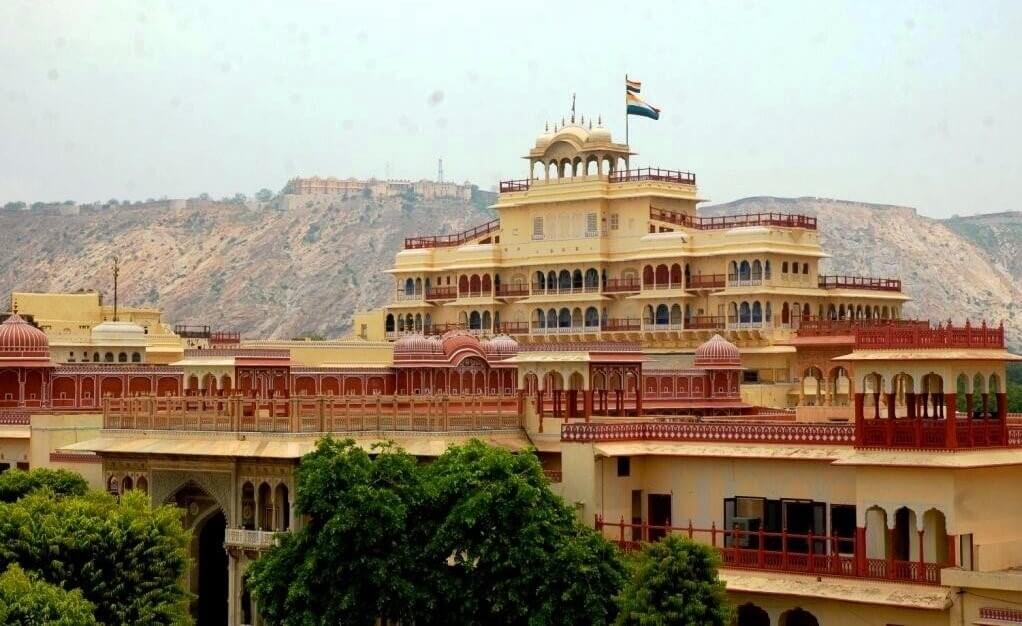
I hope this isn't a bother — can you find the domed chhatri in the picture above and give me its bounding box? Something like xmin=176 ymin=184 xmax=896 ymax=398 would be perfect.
xmin=693 ymin=334 xmax=741 ymax=370
xmin=0 ymin=313 xmax=52 ymax=365
xmin=440 ymin=329 xmax=481 ymax=357
xmin=483 ymin=334 xmax=519 ymax=356
xmin=393 ymin=333 xmax=441 ymax=355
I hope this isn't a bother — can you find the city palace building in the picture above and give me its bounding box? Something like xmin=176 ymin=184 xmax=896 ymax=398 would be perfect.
xmin=1 ymin=115 xmax=1017 ymax=626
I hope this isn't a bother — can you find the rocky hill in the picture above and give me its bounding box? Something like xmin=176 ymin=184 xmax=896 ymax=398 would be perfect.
xmin=0 ymin=194 xmax=1018 ymax=347
xmin=0 ymin=193 xmax=495 ymax=339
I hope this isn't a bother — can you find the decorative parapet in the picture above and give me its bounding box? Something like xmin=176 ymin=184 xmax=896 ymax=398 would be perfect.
xmin=224 ymin=528 xmax=282 ymax=550
xmin=854 ymin=321 xmax=1005 ymax=350
xmin=561 ymin=421 xmax=854 ymax=445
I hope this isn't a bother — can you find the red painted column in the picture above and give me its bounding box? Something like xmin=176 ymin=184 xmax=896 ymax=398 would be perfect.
xmin=947 ymin=534 xmax=957 ymax=567
xmin=886 ymin=527 xmax=895 ymax=580
xmin=945 ymin=393 xmax=958 ymax=448
xmin=920 ymin=392 xmax=929 ymax=418
xmin=886 ymin=393 xmax=897 ymax=420
xmin=855 ymin=526 xmax=867 ymax=576
xmin=583 ymin=390 xmax=593 ymax=422
xmin=853 ymin=393 xmax=865 ymax=445
xmin=982 ymin=393 xmax=989 ymax=416
xmin=997 ymin=393 xmax=1008 ymax=420
xmin=635 ymin=369 xmax=644 ymax=416
xmin=918 ymin=529 xmax=926 ymax=582
xmin=873 ymin=393 xmax=881 ymax=419
xmin=966 ymin=393 xmax=974 ymax=419
xmin=906 ymin=392 xmax=916 ymax=419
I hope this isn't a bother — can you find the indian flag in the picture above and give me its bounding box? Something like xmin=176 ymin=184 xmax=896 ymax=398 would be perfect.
xmin=627 ymin=91 xmax=660 ymax=120
xmin=626 ymin=77 xmax=642 ymax=93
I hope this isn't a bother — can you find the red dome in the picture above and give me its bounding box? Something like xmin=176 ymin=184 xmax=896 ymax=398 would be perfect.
xmin=693 ymin=334 xmax=740 ymax=369
xmin=440 ymin=330 xmax=482 ymax=357
xmin=0 ymin=314 xmax=52 ymax=364
xmin=393 ymin=334 xmax=441 ymax=356
xmin=483 ymin=335 xmax=519 ymax=356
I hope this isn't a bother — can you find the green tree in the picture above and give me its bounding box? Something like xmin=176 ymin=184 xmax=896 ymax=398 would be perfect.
xmin=246 ymin=439 xmax=427 ymax=625
xmin=420 ymin=440 xmax=624 ymax=625
xmin=0 ymin=468 xmax=89 ymax=503
xmin=2 ymin=201 xmax=26 ymax=211
xmin=247 ymin=438 xmax=624 ymax=626
xmin=0 ymin=564 xmax=97 ymax=626
xmin=614 ymin=535 xmax=732 ymax=626
xmin=0 ymin=490 xmax=190 ymax=625
xmin=255 ymin=188 xmax=274 ymax=202
xmin=231 ymin=192 xmax=247 ymax=204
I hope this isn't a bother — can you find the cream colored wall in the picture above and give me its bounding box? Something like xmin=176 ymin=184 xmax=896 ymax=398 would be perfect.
xmin=26 ymin=413 xmax=104 ymax=487
xmin=953 ymin=466 xmax=1022 ymax=571
xmin=13 ymin=291 xmax=104 ymax=324
xmin=243 ymin=339 xmax=394 ymax=367
xmin=0 ymin=436 xmax=29 ymax=468
xmin=727 ymin=592 xmax=952 ymax=626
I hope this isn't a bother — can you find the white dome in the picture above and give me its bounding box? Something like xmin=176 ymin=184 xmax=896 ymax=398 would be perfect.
xmin=91 ymin=320 xmax=147 ymax=346
xmin=587 ymin=126 xmax=612 ymax=143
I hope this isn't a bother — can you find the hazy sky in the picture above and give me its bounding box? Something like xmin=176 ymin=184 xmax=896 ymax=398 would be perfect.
xmin=1 ymin=1 xmax=1019 ymax=217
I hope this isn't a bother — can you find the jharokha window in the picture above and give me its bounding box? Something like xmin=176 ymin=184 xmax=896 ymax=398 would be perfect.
xmin=532 ymin=216 xmax=544 ymax=240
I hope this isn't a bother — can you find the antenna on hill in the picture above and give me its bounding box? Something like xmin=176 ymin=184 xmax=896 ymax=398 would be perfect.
xmin=111 ymin=255 xmax=120 ymax=322
xmin=438 ymin=158 xmax=444 ymax=183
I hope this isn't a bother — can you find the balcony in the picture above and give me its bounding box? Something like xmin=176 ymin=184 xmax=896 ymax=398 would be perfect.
xmin=495 ymin=285 xmax=530 ymax=298
xmin=224 ymin=528 xmax=282 ymax=550
xmin=595 ymin=516 xmax=944 ymax=585
xmin=530 ymin=284 xmax=602 ymax=296
xmin=818 ymin=275 xmax=902 ymax=292
xmin=685 ymin=274 xmax=726 ymax=290
xmin=210 ymin=331 xmax=240 ymax=345
xmin=650 ymin=207 xmax=817 ymax=231
xmin=608 ymin=167 xmax=696 ymax=185
xmin=727 ymin=274 xmax=763 ymax=288
xmin=643 ymin=281 xmax=684 ymax=291
xmin=424 ymin=286 xmax=458 ymax=301
xmin=173 ymin=324 xmax=211 ymax=339
xmin=403 ymin=218 xmax=500 ymax=249
xmin=603 ymin=278 xmax=641 ymax=294
xmin=854 ymin=321 xmax=1004 ymax=350
xmin=686 ymin=315 xmax=726 ymax=330
xmin=395 ymin=290 xmax=424 ymax=302
xmin=499 ymin=178 xmax=531 ymax=193
xmin=103 ymin=394 xmax=523 ymax=433
xmin=602 ymin=318 xmax=642 ymax=332
xmin=562 ymin=421 xmax=855 ymax=445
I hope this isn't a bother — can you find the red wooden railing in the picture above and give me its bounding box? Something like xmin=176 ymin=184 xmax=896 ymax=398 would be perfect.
xmin=796 ymin=317 xmax=928 ymax=336
xmin=685 ymin=274 xmax=726 ymax=290
xmin=499 ymin=178 xmax=531 ymax=193
xmin=980 ymin=608 xmax=1022 ymax=622
xmin=562 ymin=421 xmax=854 ymax=444
xmin=496 ymin=321 xmax=530 ymax=334
xmin=650 ymin=207 xmax=817 ymax=230
xmin=601 ymin=318 xmax=642 ymax=332
xmin=423 ymin=322 xmax=466 ymax=336
xmin=404 ymin=218 xmax=500 ymax=249
xmin=858 ymin=417 xmax=1008 ymax=449
xmin=685 ymin=315 xmax=726 ymax=330
xmin=609 ymin=167 xmax=696 ymax=185
xmin=818 ymin=275 xmax=902 ymax=291
xmin=603 ymin=278 xmax=642 ymax=293
xmin=854 ymin=321 xmax=1004 ymax=349
xmin=495 ymin=285 xmax=530 ymax=297
xmin=595 ymin=516 xmax=944 ymax=585
xmin=424 ymin=286 xmax=458 ymax=301
xmin=210 ymin=331 xmax=241 ymax=344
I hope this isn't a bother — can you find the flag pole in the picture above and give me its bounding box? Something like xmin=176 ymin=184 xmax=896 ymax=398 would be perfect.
xmin=624 ymin=73 xmax=630 ymax=148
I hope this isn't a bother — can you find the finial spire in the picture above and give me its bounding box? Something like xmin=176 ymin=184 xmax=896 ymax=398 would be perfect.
xmin=545 ymin=121 xmax=549 ymax=133
xmin=570 ymin=92 xmax=576 ymax=124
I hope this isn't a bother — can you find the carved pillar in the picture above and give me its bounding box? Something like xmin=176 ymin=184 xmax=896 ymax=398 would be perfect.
xmin=886 ymin=393 xmax=897 ymax=420
xmin=945 ymin=393 xmax=958 ymax=449
xmin=854 ymin=393 xmax=865 ymax=445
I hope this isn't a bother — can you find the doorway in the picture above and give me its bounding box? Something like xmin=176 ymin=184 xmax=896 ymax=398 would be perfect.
xmin=647 ymin=494 xmax=672 ymax=542
xmin=197 ymin=511 xmax=228 ymax=626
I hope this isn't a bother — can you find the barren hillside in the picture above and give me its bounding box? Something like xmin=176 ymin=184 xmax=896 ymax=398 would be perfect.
xmin=0 ymin=194 xmax=1017 ymax=348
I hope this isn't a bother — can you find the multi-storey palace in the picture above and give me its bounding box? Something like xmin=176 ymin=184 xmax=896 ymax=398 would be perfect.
xmin=3 ymin=117 xmax=1021 ymax=626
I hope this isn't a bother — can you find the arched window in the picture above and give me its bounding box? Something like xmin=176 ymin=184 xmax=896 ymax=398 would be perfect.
xmin=92 ymin=352 xmax=100 ymax=362
xmin=739 ymin=261 xmax=751 ymax=281
xmin=739 ymin=302 xmax=752 ymax=324
xmin=535 ymin=271 xmax=546 ymax=290
xmin=385 ymin=314 xmax=395 ymax=332
xmin=469 ymin=274 xmax=481 ymax=294
xmin=571 ymin=307 xmax=582 ymax=327
xmin=764 ymin=302 xmax=772 ymax=323
xmin=535 ymin=308 xmax=546 ymax=329
xmin=469 ymin=311 xmax=481 ymax=329
xmin=670 ymin=304 xmax=682 ymax=325
xmin=642 ymin=265 xmax=654 ymax=286
xmin=782 ymin=302 xmax=790 ymax=324
xmin=404 ymin=278 xmax=415 ymax=295
xmin=670 ymin=264 xmax=682 ymax=285
xmin=458 ymin=275 xmax=469 ymax=294
xmin=558 ymin=308 xmax=571 ymax=328
xmin=414 ymin=313 xmax=422 ymax=331
xmin=584 ymin=307 xmax=599 ymax=327
xmin=558 ymin=270 xmax=571 ymax=291
xmin=802 ymin=262 xmax=810 ymax=274
xmin=655 ymin=264 xmax=669 ymax=286
xmin=584 ymin=268 xmax=599 ymax=290
xmin=481 ymin=274 xmax=492 ymax=293
xmin=764 ymin=260 xmax=771 ymax=280
xmin=131 ymin=352 xmax=141 ymax=363
xmin=782 ymin=261 xmax=789 ymax=274
xmin=752 ymin=301 xmax=763 ymax=323
xmin=728 ymin=302 xmax=738 ymax=323
xmin=423 ymin=313 xmax=432 ymax=332
xmin=729 ymin=260 xmax=738 ymax=279
xmin=117 ymin=352 xmax=127 ymax=362
xmin=548 ymin=308 xmax=557 ymax=328
xmin=398 ymin=315 xmax=406 ymax=332
xmin=655 ymin=304 xmax=669 ymax=325
xmin=572 ymin=270 xmax=583 ymax=290
xmin=482 ymin=311 xmax=492 ymax=330
xmin=643 ymin=305 xmax=654 ymax=325
xmin=751 ymin=260 xmax=762 ymax=281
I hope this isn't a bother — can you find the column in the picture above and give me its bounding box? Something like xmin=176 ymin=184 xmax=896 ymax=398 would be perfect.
xmin=997 ymin=392 xmax=1008 ymax=420
xmin=886 ymin=393 xmax=897 ymax=420
xmin=635 ymin=369 xmax=643 ymax=416
xmin=583 ymin=390 xmax=593 ymax=422
xmin=966 ymin=393 xmax=974 ymax=419
xmin=855 ymin=526 xmax=867 ymax=576
xmin=227 ymin=550 xmax=238 ymax=626
xmin=906 ymin=392 xmax=916 ymax=419
xmin=945 ymin=393 xmax=958 ymax=448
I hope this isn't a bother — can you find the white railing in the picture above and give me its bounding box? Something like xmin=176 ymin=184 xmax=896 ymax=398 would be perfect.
xmin=225 ymin=528 xmax=282 ymax=549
